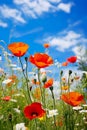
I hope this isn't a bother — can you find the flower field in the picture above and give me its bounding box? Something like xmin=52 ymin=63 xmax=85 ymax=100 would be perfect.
xmin=0 ymin=42 xmax=87 ymax=130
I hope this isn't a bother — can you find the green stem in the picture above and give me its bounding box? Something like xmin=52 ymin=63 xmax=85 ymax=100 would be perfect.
xmin=25 ymin=58 xmax=28 ymax=79
xmin=60 ymin=74 xmax=62 ymax=96
xmin=51 ymin=90 xmax=56 ymax=108
xmin=51 ymin=89 xmax=57 ymax=129
xmin=67 ymin=73 xmax=71 ymax=130
xmin=38 ymin=68 xmax=43 ymax=103
xmin=19 ymin=57 xmax=32 ymax=103
xmin=22 ymin=79 xmax=29 ymax=104
xmin=19 ymin=57 xmax=26 ymax=78
xmin=43 ymin=87 xmax=46 ymax=108
xmin=10 ymin=121 xmax=13 ymax=130
xmin=35 ymin=119 xmax=37 ymax=130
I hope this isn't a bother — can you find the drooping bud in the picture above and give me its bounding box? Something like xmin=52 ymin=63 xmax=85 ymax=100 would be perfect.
xmin=60 ymin=70 xmax=63 ymax=76
xmin=69 ymin=70 xmax=72 ymax=76
xmin=25 ymin=57 xmax=28 ymax=62
xmin=49 ymin=86 xmax=53 ymax=91
xmin=8 ymin=113 xmax=12 ymax=122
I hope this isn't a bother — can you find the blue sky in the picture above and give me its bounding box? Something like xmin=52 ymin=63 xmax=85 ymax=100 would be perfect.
xmin=0 ymin=0 xmax=87 ymax=64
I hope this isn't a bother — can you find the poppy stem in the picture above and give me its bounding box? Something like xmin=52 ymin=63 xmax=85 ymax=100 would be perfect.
xmin=67 ymin=71 xmax=71 ymax=129
xmin=19 ymin=57 xmax=26 ymax=78
xmin=19 ymin=57 xmax=32 ymax=103
xmin=10 ymin=121 xmax=13 ymax=130
xmin=35 ymin=119 xmax=38 ymax=130
xmin=25 ymin=57 xmax=28 ymax=79
xmin=60 ymin=75 xmax=62 ymax=96
xmin=8 ymin=114 xmax=13 ymax=130
xmin=25 ymin=57 xmax=32 ymax=103
xmin=51 ymin=89 xmax=56 ymax=108
xmin=43 ymin=84 xmax=46 ymax=108
xmin=50 ymin=89 xmax=57 ymax=129
xmin=38 ymin=68 xmax=43 ymax=103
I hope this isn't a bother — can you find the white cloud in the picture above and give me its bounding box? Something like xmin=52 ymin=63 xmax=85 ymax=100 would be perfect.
xmin=73 ymin=46 xmax=86 ymax=56
xmin=58 ymin=2 xmax=73 ymax=13
xmin=0 ymin=0 xmax=74 ymax=26
xmin=43 ymin=30 xmax=87 ymax=52
xmin=0 ymin=20 xmax=8 ymax=28
xmin=72 ymin=46 xmax=87 ymax=62
xmin=14 ymin=0 xmax=54 ymax=17
xmin=0 ymin=5 xmax=26 ymax=23
xmin=13 ymin=0 xmax=61 ymax=5
xmin=13 ymin=0 xmax=73 ymax=19
xmin=53 ymin=80 xmax=61 ymax=97
xmin=48 ymin=0 xmax=61 ymax=3
xmin=11 ymin=27 xmax=43 ymax=38
xmin=68 ymin=20 xmax=82 ymax=28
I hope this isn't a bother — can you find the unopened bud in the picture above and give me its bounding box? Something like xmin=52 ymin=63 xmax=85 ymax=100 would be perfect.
xmin=60 ymin=70 xmax=63 ymax=76
xmin=25 ymin=57 xmax=28 ymax=61
xmin=49 ymin=86 xmax=53 ymax=91
xmin=69 ymin=70 xmax=72 ymax=75
xmin=8 ymin=114 xmax=12 ymax=122
xmin=41 ymin=74 xmax=47 ymax=83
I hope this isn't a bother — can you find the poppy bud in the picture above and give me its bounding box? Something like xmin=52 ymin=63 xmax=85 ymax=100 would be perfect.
xmin=49 ymin=86 xmax=53 ymax=91
xmin=41 ymin=74 xmax=47 ymax=83
xmin=8 ymin=114 xmax=12 ymax=122
xmin=69 ymin=70 xmax=72 ymax=75
xmin=71 ymin=79 xmax=74 ymax=83
xmin=17 ymin=106 xmax=20 ymax=109
xmin=30 ymin=86 xmax=32 ymax=91
xmin=25 ymin=57 xmax=28 ymax=61
xmin=60 ymin=70 xmax=63 ymax=76
xmin=12 ymin=55 xmax=14 ymax=58
xmin=33 ymin=79 xmax=37 ymax=84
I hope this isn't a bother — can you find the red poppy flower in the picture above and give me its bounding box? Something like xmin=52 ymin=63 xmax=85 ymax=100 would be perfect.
xmin=33 ymin=88 xmax=41 ymax=100
xmin=62 ymin=61 xmax=68 ymax=66
xmin=7 ymin=75 xmax=17 ymax=87
xmin=32 ymin=79 xmax=40 ymax=85
xmin=74 ymin=76 xmax=80 ymax=80
xmin=44 ymin=78 xmax=53 ymax=88
xmin=62 ymin=77 xmax=66 ymax=81
xmin=43 ymin=43 xmax=50 ymax=48
xmin=29 ymin=53 xmax=53 ymax=68
xmin=67 ymin=56 xmax=77 ymax=63
xmin=24 ymin=102 xmax=46 ymax=120
xmin=8 ymin=75 xmax=17 ymax=80
xmin=1 ymin=96 xmax=11 ymax=101
xmin=61 ymin=92 xmax=85 ymax=106
xmin=8 ymin=42 xmax=29 ymax=57
xmin=61 ymin=86 xmax=69 ymax=91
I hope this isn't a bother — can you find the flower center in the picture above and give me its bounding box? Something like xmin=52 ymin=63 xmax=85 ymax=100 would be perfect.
xmin=31 ymin=112 xmax=38 ymax=117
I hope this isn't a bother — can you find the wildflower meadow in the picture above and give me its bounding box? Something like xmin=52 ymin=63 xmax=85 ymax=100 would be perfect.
xmin=0 ymin=42 xmax=87 ymax=130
